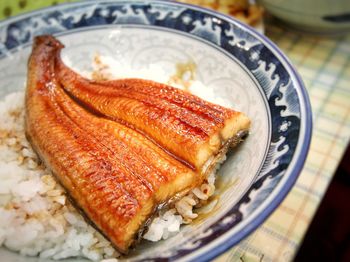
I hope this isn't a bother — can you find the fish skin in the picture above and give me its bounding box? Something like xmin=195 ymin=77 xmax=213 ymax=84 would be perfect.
xmin=25 ymin=36 xmax=156 ymax=252
xmin=54 ymin=86 xmax=199 ymax=203
xmin=55 ymin=56 xmax=249 ymax=170
xmin=25 ymin=35 xmax=250 ymax=253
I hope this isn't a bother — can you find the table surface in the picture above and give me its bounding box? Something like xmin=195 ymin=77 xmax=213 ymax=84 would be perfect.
xmin=1 ymin=1 xmax=350 ymax=262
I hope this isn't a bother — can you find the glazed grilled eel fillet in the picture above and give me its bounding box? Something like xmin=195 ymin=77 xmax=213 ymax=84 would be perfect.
xmin=25 ymin=35 xmax=250 ymax=253
xmin=55 ymin=56 xmax=250 ymax=170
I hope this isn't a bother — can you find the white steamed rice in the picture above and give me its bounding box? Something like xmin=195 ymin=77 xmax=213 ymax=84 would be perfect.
xmin=0 ymin=57 xmax=228 ymax=261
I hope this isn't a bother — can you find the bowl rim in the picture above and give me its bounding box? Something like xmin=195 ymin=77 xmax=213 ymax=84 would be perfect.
xmin=184 ymin=5 xmax=313 ymax=261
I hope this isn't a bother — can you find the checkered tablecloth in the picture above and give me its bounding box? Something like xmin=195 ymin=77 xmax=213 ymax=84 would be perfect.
xmin=1 ymin=1 xmax=350 ymax=261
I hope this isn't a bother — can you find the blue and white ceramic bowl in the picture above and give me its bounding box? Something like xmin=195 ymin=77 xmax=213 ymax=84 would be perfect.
xmin=0 ymin=1 xmax=312 ymax=261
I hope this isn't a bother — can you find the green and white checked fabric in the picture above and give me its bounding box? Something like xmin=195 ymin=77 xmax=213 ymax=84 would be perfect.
xmin=217 ymin=24 xmax=350 ymax=262
xmin=1 ymin=1 xmax=349 ymax=261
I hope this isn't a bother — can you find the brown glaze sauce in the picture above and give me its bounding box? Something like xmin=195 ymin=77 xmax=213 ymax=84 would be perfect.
xmin=191 ymin=176 xmax=239 ymax=226
xmin=168 ymin=60 xmax=196 ymax=92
